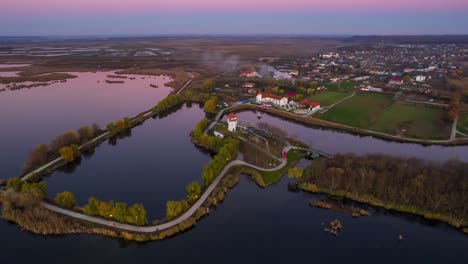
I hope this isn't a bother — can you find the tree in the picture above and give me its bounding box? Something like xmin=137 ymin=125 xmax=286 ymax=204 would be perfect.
xmin=288 ymin=167 xmax=303 ymax=179
xmin=202 ymin=79 xmax=216 ymax=91
xmin=166 ymin=200 xmax=189 ymax=219
xmin=112 ymin=202 xmax=128 ymax=223
xmin=403 ymin=75 xmax=410 ymax=82
xmin=54 ymin=191 xmax=76 ymax=208
xmin=126 ymin=204 xmax=148 ymax=226
xmin=83 ymin=197 xmax=100 ymax=216
xmin=59 ymin=146 xmax=75 ymax=162
xmin=6 ymin=177 xmax=23 ymax=192
xmin=203 ymin=97 xmax=217 ymax=113
xmin=77 ymin=125 xmax=94 ymax=142
xmin=310 ymin=81 xmax=318 ymax=88
xmin=50 ymin=130 xmax=80 ymax=154
xmin=307 ymin=88 xmax=314 ymax=95
xmin=106 ymin=122 xmax=116 ymax=134
xmin=123 ymin=117 xmax=131 ymax=128
xmin=186 ymin=182 xmax=201 ymax=203
xmin=21 ymin=144 xmax=49 ymax=174
xmin=183 ymin=91 xmax=193 ymax=100
xmin=21 ymin=181 xmax=46 ymax=200
xmin=115 ymin=119 xmax=125 ymax=130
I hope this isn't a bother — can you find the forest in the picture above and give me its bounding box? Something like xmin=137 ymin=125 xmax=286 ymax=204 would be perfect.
xmin=300 ymin=154 xmax=468 ymax=227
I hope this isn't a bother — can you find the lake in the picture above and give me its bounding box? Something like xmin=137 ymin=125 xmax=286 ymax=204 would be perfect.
xmin=0 ymin=71 xmax=173 ymax=178
xmin=0 ymin=87 xmax=467 ymax=263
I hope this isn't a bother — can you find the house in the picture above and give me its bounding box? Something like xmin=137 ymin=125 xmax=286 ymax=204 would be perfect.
xmin=299 ymin=100 xmax=321 ymax=112
xmin=389 ymin=77 xmax=403 ymax=85
xmin=363 ymin=83 xmax=386 ymax=92
xmin=239 ymin=69 xmax=258 ymax=78
xmin=256 ymin=92 xmax=288 ymax=107
xmin=227 ymin=114 xmax=238 ymax=132
xmin=415 ymin=75 xmax=426 ymax=82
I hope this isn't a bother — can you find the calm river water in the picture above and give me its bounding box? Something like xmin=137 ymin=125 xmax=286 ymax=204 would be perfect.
xmin=0 ymin=84 xmax=467 ymax=263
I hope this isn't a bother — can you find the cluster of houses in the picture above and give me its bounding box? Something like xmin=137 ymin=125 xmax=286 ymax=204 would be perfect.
xmin=256 ymin=92 xmax=321 ymax=113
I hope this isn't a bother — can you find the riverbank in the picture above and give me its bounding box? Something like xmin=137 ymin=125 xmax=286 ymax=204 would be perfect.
xmin=297 ymin=154 xmax=467 ymax=232
xmin=226 ymin=104 xmax=468 ymax=146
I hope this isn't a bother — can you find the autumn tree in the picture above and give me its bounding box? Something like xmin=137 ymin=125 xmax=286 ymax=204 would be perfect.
xmin=21 ymin=144 xmax=49 ymax=174
xmin=77 ymin=125 xmax=94 ymax=143
xmin=166 ymin=200 xmax=189 ymax=219
xmin=288 ymin=167 xmax=303 ymax=179
xmin=203 ymin=97 xmax=217 ymax=113
xmin=202 ymin=79 xmax=216 ymax=92
xmin=6 ymin=177 xmax=23 ymax=192
xmin=54 ymin=191 xmax=76 ymax=208
xmin=186 ymin=181 xmax=202 ymax=203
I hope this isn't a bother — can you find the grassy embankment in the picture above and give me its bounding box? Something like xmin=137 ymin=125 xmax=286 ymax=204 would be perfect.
xmin=318 ymin=92 xmax=451 ymax=139
xmin=238 ymin=149 xmax=305 ymax=187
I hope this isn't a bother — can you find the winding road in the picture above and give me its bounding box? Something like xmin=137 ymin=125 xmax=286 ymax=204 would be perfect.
xmin=40 ymin=146 xmax=315 ymax=233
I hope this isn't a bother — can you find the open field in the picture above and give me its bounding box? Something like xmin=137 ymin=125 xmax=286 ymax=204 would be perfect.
xmin=307 ymin=91 xmax=351 ymax=107
xmin=258 ymin=149 xmax=305 ymax=185
xmin=318 ymin=93 xmax=394 ymax=128
xmin=318 ymin=93 xmax=451 ymax=139
xmin=370 ymin=102 xmax=450 ymax=139
xmin=458 ymin=112 xmax=468 ymax=134
xmin=323 ymin=82 xmax=356 ymax=93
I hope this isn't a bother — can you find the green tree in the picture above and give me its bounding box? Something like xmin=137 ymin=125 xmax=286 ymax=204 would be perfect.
xmin=77 ymin=125 xmax=94 ymax=142
xmin=202 ymin=79 xmax=216 ymax=91
xmin=54 ymin=191 xmax=76 ymax=208
xmin=112 ymin=202 xmax=129 ymax=223
xmin=126 ymin=204 xmax=148 ymax=226
xmin=6 ymin=177 xmax=23 ymax=192
xmin=166 ymin=200 xmax=189 ymax=219
xmin=310 ymin=81 xmax=318 ymax=88
xmin=106 ymin=122 xmax=116 ymax=134
xmin=183 ymin=91 xmax=193 ymax=100
xmin=307 ymin=88 xmax=314 ymax=95
xmin=22 ymin=144 xmax=49 ymax=174
xmin=21 ymin=181 xmax=47 ymax=200
xmin=83 ymin=197 xmax=100 ymax=216
xmin=123 ymin=117 xmax=131 ymax=128
xmin=186 ymin=181 xmax=201 ymax=203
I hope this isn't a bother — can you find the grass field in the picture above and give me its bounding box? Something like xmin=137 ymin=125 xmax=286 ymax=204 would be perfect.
xmin=369 ymin=102 xmax=450 ymax=139
xmin=318 ymin=93 xmax=394 ymax=128
xmin=259 ymin=150 xmax=305 ymax=186
xmin=458 ymin=112 xmax=468 ymax=135
xmin=323 ymin=82 xmax=356 ymax=93
xmin=317 ymin=92 xmax=452 ymax=139
xmin=307 ymin=91 xmax=351 ymax=107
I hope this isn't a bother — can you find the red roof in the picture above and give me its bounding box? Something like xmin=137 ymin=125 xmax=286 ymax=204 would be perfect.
xmin=299 ymin=100 xmax=320 ymax=108
xmin=227 ymin=114 xmax=237 ymax=119
xmin=262 ymin=93 xmax=285 ymax=100
xmin=390 ymin=77 xmax=402 ymax=82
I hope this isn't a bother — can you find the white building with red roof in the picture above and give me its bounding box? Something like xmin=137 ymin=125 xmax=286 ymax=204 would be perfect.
xmin=256 ymin=92 xmax=288 ymax=107
xmin=299 ymin=100 xmax=321 ymax=112
xmin=227 ymin=113 xmax=238 ymax=132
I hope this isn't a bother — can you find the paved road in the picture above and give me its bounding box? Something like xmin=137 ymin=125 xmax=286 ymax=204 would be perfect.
xmin=175 ymin=79 xmax=192 ymax=95
xmin=41 ymin=146 xmax=317 ymax=233
xmin=21 ymin=131 xmax=110 ymax=182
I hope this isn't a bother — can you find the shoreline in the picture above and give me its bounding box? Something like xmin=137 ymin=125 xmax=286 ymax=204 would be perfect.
xmin=298 ymin=183 xmax=467 ymax=231
xmin=225 ymin=104 xmax=468 ymax=146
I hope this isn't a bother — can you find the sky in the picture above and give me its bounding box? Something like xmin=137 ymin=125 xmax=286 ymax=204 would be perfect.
xmin=1 ymin=0 xmax=467 ymax=35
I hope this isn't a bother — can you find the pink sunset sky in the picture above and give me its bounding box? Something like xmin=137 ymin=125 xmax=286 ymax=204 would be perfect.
xmin=1 ymin=0 xmax=467 ymax=35
xmin=3 ymin=0 xmax=468 ymax=14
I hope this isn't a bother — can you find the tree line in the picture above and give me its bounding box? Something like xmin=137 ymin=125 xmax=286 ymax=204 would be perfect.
xmin=83 ymin=197 xmax=148 ymax=226
xmin=21 ymin=124 xmax=101 ymax=174
xmin=445 ymin=92 xmax=461 ymax=122
xmin=300 ymin=154 xmax=468 ymax=225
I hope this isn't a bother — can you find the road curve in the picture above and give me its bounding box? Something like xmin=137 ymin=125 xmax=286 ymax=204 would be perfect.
xmin=41 ymin=146 xmax=306 ymax=233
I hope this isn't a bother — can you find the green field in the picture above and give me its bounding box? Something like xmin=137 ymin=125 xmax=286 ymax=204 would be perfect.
xmin=318 ymin=93 xmax=394 ymax=128
xmin=458 ymin=112 xmax=468 ymax=135
xmin=370 ymin=102 xmax=450 ymax=139
xmin=317 ymin=93 xmax=451 ymax=139
xmin=323 ymin=82 xmax=356 ymax=93
xmin=307 ymin=91 xmax=351 ymax=107
xmin=259 ymin=150 xmax=305 ymax=186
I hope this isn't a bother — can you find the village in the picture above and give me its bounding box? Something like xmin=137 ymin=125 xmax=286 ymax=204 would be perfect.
xmin=208 ymin=42 xmax=467 ymax=141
